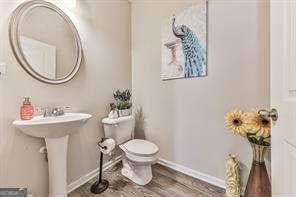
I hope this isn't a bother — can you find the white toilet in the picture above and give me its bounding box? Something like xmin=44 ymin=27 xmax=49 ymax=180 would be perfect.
xmin=102 ymin=116 xmax=159 ymax=185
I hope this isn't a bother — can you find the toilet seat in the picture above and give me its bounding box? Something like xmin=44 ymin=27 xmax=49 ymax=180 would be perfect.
xmin=121 ymin=139 xmax=159 ymax=157
xmin=124 ymin=152 xmax=158 ymax=164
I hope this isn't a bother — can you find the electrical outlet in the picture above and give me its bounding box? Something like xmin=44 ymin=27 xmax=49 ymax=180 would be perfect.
xmin=0 ymin=62 xmax=7 ymax=78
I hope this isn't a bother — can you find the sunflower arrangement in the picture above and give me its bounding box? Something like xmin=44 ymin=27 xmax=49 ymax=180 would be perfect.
xmin=224 ymin=108 xmax=271 ymax=146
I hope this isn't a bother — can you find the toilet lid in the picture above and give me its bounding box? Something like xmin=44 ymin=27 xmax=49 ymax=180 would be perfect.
xmin=122 ymin=139 xmax=159 ymax=156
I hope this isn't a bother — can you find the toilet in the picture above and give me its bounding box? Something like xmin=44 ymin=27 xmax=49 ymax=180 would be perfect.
xmin=102 ymin=116 xmax=159 ymax=185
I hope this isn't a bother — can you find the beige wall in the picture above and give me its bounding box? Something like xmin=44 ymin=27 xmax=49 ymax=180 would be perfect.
xmin=0 ymin=0 xmax=131 ymax=196
xmin=131 ymin=0 xmax=269 ymax=188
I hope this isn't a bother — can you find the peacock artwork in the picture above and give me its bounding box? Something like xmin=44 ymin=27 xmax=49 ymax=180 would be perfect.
xmin=162 ymin=1 xmax=207 ymax=80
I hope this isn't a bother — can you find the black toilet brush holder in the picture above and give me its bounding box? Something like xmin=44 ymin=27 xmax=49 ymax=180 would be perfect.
xmin=90 ymin=139 xmax=110 ymax=194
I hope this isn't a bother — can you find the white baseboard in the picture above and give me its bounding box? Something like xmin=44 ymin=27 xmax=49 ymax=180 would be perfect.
xmin=158 ymin=158 xmax=226 ymax=189
xmin=67 ymin=155 xmax=122 ymax=193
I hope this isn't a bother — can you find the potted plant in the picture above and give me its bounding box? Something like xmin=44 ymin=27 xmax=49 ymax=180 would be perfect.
xmin=224 ymin=108 xmax=275 ymax=197
xmin=110 ymin=89 xmax=132 ymax=117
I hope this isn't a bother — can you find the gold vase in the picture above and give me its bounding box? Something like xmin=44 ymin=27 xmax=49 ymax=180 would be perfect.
xmin=244 ymin=141 xmax=271 ymax=197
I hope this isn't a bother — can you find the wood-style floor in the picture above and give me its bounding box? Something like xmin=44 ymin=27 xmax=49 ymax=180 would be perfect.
xmin=69 ymin=162 xmax=225 ymax=197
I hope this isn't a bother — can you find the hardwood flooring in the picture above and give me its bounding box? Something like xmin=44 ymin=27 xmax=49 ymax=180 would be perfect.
xmin=69 ymin=162 xmax=225 ymax=197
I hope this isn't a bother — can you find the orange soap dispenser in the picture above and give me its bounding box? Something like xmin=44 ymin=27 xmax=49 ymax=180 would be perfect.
xmin=20 ymin=97 xmax=34 ymax=120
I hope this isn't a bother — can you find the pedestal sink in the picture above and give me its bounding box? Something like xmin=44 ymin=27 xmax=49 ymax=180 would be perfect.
xmin=13 ymin=113 xmax=92 ymax=197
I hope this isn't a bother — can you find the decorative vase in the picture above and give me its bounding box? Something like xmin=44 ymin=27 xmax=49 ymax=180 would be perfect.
xmin=225 ymin=154 xmax=240 ymax=197
xmin=244 ymin=141 xmax=271 ymax=197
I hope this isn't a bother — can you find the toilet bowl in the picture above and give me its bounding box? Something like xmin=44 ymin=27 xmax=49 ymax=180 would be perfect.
xmin=119 ymin=139 xmax=159 ymax=185
xmin=102 ymin=116 xmax=159 ymax=185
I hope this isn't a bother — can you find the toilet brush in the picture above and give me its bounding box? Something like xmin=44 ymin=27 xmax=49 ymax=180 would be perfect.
xmin=90 ymin=138 xmax=110 ymax=194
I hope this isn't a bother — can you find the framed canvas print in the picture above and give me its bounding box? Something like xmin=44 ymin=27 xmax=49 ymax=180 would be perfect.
xmin=162 ymin=1 xmax=208 ymax=80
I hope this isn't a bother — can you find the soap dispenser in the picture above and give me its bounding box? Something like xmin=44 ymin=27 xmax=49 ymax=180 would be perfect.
xmin=20 ymin=97 xmax=34 ymax=120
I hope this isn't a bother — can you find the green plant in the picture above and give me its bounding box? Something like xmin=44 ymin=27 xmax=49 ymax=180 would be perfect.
xmin=110 ymin=89 xmax=132 ymax=110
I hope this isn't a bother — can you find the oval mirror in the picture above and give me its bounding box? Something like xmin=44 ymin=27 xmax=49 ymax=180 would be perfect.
xmin=9 ymin=0 xmax=82 ymax=84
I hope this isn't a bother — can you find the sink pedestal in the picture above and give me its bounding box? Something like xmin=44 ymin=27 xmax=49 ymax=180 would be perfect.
xmin=13 ymin=113 xmax=92 ymax=197
xmin=45 ymin=135 xmax=69 ymax=197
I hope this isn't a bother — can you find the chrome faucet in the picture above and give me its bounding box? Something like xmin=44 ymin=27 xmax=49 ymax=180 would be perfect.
xmin=37 ymin=107 xmax=69 ymax=117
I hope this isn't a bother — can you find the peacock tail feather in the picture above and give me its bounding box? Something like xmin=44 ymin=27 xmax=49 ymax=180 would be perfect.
xmin=178 ymin=25 xmax=206 ymax=77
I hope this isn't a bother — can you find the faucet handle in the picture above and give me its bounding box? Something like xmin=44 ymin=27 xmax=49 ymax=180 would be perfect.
xmin=35 ymin=106 xmax=45 ymax=112
xmin=52 ymin=106 xmax=70 ymax=116
xmin=35 ymin=106 xmax=44 ymax=112
xmin=52 ymin=107 xmax=64 ymax=116
xmin=58 ymin=106 xmax=70 ymax=113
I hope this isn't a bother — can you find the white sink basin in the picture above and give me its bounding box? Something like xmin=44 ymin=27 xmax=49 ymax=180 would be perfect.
xmin=13 ymin=113 xmax=92 ymax=138
xmin=13 ymin=112 xmax=92 ymax=197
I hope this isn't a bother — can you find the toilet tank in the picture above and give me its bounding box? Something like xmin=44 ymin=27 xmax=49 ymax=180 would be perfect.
xmin=102 ymin=116 xmax=135 ymax=145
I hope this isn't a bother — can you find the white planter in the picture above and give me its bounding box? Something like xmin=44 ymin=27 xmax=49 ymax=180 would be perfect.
xmin=118 ymin=109 xmax=131 ymax=117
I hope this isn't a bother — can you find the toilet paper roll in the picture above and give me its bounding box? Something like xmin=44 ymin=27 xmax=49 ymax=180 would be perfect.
xmin=99 ymin=138 xmax=116 ymax=155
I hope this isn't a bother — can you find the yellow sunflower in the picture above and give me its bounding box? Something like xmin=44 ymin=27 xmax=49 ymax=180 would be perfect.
xmin=224 ymin=109 xmax=248 ymax=137
xmin=247 ymin=108 xmax=271 ymax=138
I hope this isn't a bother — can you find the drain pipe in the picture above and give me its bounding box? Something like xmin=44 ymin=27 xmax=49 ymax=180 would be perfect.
xmin=39 ymin=146 xmax=48 ymax=162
